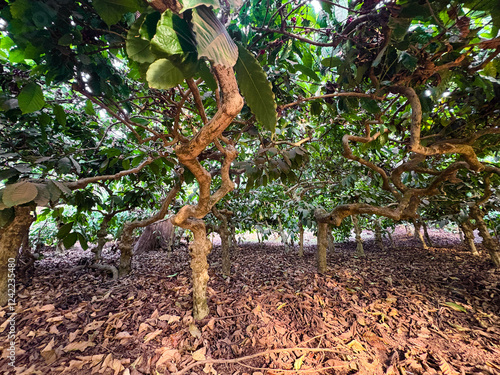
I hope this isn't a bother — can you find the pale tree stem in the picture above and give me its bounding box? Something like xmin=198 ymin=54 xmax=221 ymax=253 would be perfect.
xmin=352 ymin=215 xmax=365 ymax=257
xmin=298 ymin=222 xmax=304 ymax=257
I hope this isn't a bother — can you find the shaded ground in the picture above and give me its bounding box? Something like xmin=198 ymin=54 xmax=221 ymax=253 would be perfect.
xmin=1 ymin=229 xmax=500 ymax=375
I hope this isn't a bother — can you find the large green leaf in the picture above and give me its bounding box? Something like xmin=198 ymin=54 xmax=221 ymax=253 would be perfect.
xmin=192 ymin=5 xmax=238 ymax=67
xmin=150 ymin=10 xmax=198 ymax=76
xmin=91 ymin=0 xmax=143 ymax=26
xmin=18 ymin=83 xmax=45 ymax=114
xmin=151 ymin=11 xmax=185 ymax=57
xmin=126 ymin=13 xmax=157 ymax=63
xmin=146 ymin=59 xmax=185 ymax=89
xmin=235 ymin=44 xmax=277 ymax=132
xmin=2 ymin=181 xmax=39 ymax=207
xmin=178 ymin=0 xmax=220 ymax=13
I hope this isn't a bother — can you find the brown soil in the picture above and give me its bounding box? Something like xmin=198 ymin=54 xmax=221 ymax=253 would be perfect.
xmin=1 ymin=230 xmax=500 ymax=375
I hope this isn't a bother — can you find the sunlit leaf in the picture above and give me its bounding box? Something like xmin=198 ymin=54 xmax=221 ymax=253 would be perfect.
xmin=192 ymin=5 xmax=238 ymax=67
xmin=18 ymin=83 xmax=45 ymax=114
xmin=146 ymin=59 xmax=185 ymax=89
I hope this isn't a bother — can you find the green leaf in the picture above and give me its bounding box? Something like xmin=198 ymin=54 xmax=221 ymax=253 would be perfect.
xmin=198 ymin=60 xmax=218 ymax=91
xmin=398 ymin=51 xmax=418 ymax=72
xmin=63 ymin=232 xmax=78 ymax=249
xmin=91 ymin=0 xmax=143 ymax=26
xmin=146 ymin=59 xmax=185 ymax=89
xmin=77 ymin=232 xmax=88 ymax=250
xmin=18 ymin=83 xmax=45 ymax=114
xmin=294 ymin=63 xmax=320 ymax=81
xmin=2 ymin=181 xmax=38 ymax=207
xmin=235 ymin=44 xmax=277 ymax=132
xmin=178 ymin=0 xmax=219 ymax=13
xmin=53 ymin=104 xmax=67 ymax=126
xmin=361 ymin=98 xmax=380 ymax=114
xmin=443 ymin=302 xmax=467 ymax=312
xmin=321 ymin=56 xmax=342 ymax=68
xmin=311 ymin=101 xmax=322 ymax=116
xmin=126 ymin=13 xmax=157 ymax=63
xmin=151 ymin=11 xmax=185 ymax=57
xmin=192 ymin=5 xmax=238 ymax=67
xmin=57 ymin=222 xmax=74 ymax=239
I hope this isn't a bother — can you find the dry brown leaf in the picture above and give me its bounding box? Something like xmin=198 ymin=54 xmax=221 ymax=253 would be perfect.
xmin=101 ymin=353 xmax=113 ymax=370
xmin=115 ymin=331 xmax=132 ymax=340
xmin=111 ymin=358 xmax=124 ymax=375
xmin=437 ymin=355 xmax=460 ymax=375
xmin=204 ymin=318 xmax=216 ymax=331
xmin=138 ymin=322 xmax=151 ymax=334
xmin=156 ymin=349 xmax=180 ymax=369
xmin=192 ymin=347 xmax=207 ymax=361
xmin=38 ymin=304 xmax=55 ymax=312
xmin=189 ymin=324 xmax=202 ymax=338
xmin=47 ymin=315 xmax=64 ymax=323
xmin=41 ymin=338 xmax=57 ymax=365
xmin=83 ymin=320 xmax=105 ymax=333
xmin=49 ymin=325 xmax=60 ymax=334
xmin=63 ymin=341 xmax=95 ymax=352
xmin=144 ymin=329 xmax=162 ymax=343
xmin=69 ymin=329 xmax=80 ymax=342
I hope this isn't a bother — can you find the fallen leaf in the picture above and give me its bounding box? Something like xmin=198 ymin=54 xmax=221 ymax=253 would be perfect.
xmin=38 ymin=304 xmax=55 ymax=312
xmin=115 ymin=331 xmax=132 ymax=340
xmin=63 ymin=341 xmax=95 ymax=352
xmin=189 ymin=324 xmax=202 ymax=339
xmin=144 ymin=329 xmax=162 ymax=343
xmin=83 ymin=320 xmax=104 ymax=333
xmin=347 ymin=339 xmax=366 ymax=352
xmin=41 ymin=338 xmax=57 ymax=365
xmin=156 ymin=349 xmax=180 ymax=369
xmin=192 ymin=347 xmax=207 ymax=361
xmin=443 ymin=302 xmax=467 ymax=312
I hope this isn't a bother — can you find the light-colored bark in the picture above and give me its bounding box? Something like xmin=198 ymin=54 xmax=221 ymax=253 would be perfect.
xmin=412 ymin=219 xmax=428 ymax=249
xmin=316 ymin=221 xmax=328 ymax=273
xmin=0 ymin=206 xmax=34 ymax=306
xmin=470 ymin=208 xmax=500 ymax=267
xmin=327 ymin=227 xmax=335 ymax=253
xmin=212 ymin=207 xmax=233 ymax=277
xmin=460 ymin=221 xmax=479 ymax=256
xmin=352 ymin=215 xmax=365 ymax=257
xmin=374 ymin=218 xmax=385 ymax=250
xmin=298 ymin=223 xmax=304 ymax=257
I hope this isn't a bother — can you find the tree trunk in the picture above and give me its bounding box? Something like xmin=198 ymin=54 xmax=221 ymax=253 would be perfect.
xmin=188 ymin=221 xmax=212 ymax=320
xmin=0 ymin=206 xmax=34 ymax=306
xmin=118 ymin=223 xmax=134 ymax=277
xmin=422 ymin=221 xmax=433 ymax=247
xmin=470 ymin=208 xmax=500 ymax=267
xmin=460 ymin=221 xmax=479 ymax=256
xmin=412 ymin=219 xmax=428 ymax=249
xmin=298 ymin=222 xmax=304 ymax=257
xmin=212 ymin=207 xmax=232 ymax=277
xmin=94 ymin=215 xmax=112 ymax=262
xmin=374 ymin=218 xmax=385 ymax=250
xmin=327 ymin=227 xmax=335 ymax=253
xmin=317 ymin=221 xmax=328 ymax=273
xmin=386 ymin=230 xmax=395 ymax=248
xmin=352 ymin=215 xmax=365 ymax=257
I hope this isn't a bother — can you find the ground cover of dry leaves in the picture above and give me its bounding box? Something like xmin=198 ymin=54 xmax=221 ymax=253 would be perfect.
xmin=1 ymin=229 xmax=500 ymax=375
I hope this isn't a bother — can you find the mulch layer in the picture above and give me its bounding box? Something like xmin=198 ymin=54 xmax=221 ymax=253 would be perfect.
xmin=1 ymin=230 xmax=500 ymax=375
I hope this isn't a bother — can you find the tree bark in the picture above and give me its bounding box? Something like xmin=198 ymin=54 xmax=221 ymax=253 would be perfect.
xmin=298 ymin=222 xmax=304 ymax=257
xmin=422 ymin=221 xmax=433 ymax=247
xmin=212 ymin=207 xmax=232 ymax=277
xmin=277 ymin=216 xmax=289 ymax=251
xmin=470 ymin=207 xmax=500 ymax=267
xmin=0 ymin=206 xmax=34 ymax=306
xmin=352 ymin=215 xmax=365 ymax=257
xmin=94 ymin=215 xmax=112 ymax=262
xmin=316 ymin=221 xmax=328 ymax=273
xmin=118 ymin=223 xmax=134 ymax=277
xmin=188 ymin=220 xmax=212 ymax=319
xmin=374 ymin=218 xmax=385 ymax=250
xmin=460 ymin=221 xmax=479 ymax=256
xmin=412 ymin=219 xmax=428 ymax=249
xmin=327 ymin=227 xmax=335 ymax=253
